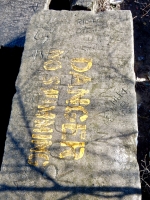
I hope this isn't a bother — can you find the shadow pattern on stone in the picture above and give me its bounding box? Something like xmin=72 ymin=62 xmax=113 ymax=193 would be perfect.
xmin=0 ymin=10 xmax=141 ymax=199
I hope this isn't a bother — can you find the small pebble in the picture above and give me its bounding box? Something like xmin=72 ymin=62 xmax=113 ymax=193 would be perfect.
xmin=138 ymin=56 xmax=145 ymax=61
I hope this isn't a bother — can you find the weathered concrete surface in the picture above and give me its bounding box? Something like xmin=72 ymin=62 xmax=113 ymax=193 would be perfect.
xmin=0 ymin=0 xmax=48 ymax=47
xmin=0 ymin=10 xmax=141 ymax=199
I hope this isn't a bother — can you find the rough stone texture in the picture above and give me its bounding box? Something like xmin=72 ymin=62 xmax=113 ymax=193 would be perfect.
xmin=71 ymin=0 xmax=93 ymax=9
xmin=0 ymin=10 xmax=141 ymax=199
xmin=70 ymin=0 xmax=123 ymax=11
xmin=0 ymin=0 xmax=48 ymax=47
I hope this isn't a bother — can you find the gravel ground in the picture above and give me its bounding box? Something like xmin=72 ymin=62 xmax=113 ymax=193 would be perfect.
xmin=121 ymin=0 xmax=150 ymax=199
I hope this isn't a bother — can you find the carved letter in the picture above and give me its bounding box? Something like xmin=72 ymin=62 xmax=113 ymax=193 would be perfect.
xmin=69 ymin=71 xmax=91 ymax=85
xmin=28 ymin=153 xmax=50 ymax=167
xmin=61 ymin=123 xmax=76 ymax=140
xmin=43 ymin=50 xmax=64 ymax=70
xmin=71 ymin=58 xmax=92 ymax=72
xmin=65 ymin=106 xmax=88 ymax=122
xmin=59 ymin=141 xmax=85 ymax=160
xmin=36 ymin=112 xmax=56 ymax=119
xmin=28 ymin=154 xmax=38 ymax=166
xmin=31 ymin=140 xmax=52 ymax=146
xmin=42 ymin=99 xmax=57 ymax=104
xmin=66 ymin=88 xmax=90 ymax=106
xmin=121 ymin=88 xmax=127 ymax=94
xmin=38 ymin=105 xmax=55 ymax=112
xmin=32 ymin=134 xmax=52 ymax=140
xmin=30 ymin=140 xmax=50 ymax=153
xmin=34 ymin=119 xmax=54 ymax=133
xmin=34 ymin=119 xmax=54 ymax=128
xmin=43 ymin=76 xmax=60 ymax=85
xmin=37 ymin=153 xmax=50 ymax=166
xmin=33 ymin=127 xmax=53 ymax=133
xmin=62 ymin=124 xmax=86 ymax=140
xmin=64 ymin=113 xmax=76 ymax=122
xmin=42 ymin=89 xmax=59 ymax=98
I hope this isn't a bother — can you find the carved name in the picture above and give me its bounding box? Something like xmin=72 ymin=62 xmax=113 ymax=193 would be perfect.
xmin=28 ymin=50 xmax=93 ymax=166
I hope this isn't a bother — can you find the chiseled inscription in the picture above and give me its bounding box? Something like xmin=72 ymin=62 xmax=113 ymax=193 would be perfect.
xmin=28 ymin=50 xmax=93 ymax=166
xmin=43 ymin=50 xmax=64 ymax=71
xmin=60 ymin=58 xmax=92 ymax=160
xmin=28 ymin=50 xmax=63 ymax=167
xmin=103 ymin=88 xmax=128 ymax=124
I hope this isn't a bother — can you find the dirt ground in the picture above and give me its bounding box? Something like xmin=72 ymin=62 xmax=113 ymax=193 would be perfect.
xmin=120 ymin=0 xmax=150 ymax=199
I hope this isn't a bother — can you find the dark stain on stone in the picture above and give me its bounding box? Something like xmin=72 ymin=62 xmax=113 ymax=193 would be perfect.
xmin=49 ymin=0 xmax=70 ymax=10
xmin=71 ymin=5 xmax=91 ymax=11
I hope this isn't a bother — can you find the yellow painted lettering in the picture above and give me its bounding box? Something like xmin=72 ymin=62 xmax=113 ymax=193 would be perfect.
xmin=31 ymin=140 xmax=52 ymax=146
xmin=30 ymin=142 xmax=50 ymax=153
xmin=43 ymin=50 xmax=64 ymax=71
xmin=37 ymin=153 xmax=50 ymax=166
xmin=44 ymin=60 xmax=62 ymax=71
xmin=59 ymin=141 xmax=85 ymax=160
xmin=64 ymin=113 xmax=76 ymax=122
xmin=70 ymin=71 xmax=91 ymax=85
xmin=62 ymin=124 xmax=86 ymax=140
xmin=48 ymin=50 xmax=64 ymax=59
xmin=43 ymin=76 xmax=60 ymax=85
xmin=66 ymin=89 xmax=90 ymax=106
xmin=33 ymin=127 xmax=53 ymax=133
xmin=28 ymin=153 xmax=50 ymax=167
xmin=45 ymin=95 xmax=58 ymax=98
xmin=32 ymin=134 xmax=52 ymax=140
xmin=38 ymin=105 xmax=55 ymax=112
xmin=65 ymin=106 xmax=88 ymax=122
xmin=28 ymin=154 xmax=38 ymax=166
xmin=41 ymin=89 xmax=58 ymax=98
xmin=34 ymin=120 xmax=54 ymax=128
xmin=71 ymin=58 xmax=92 ymax=72
xmin=42 ymin=89 xmax=59 ymax=96
xmin=62 ymin=123 xmax=76 ymax=140
xmin=77 ymin=124 xmax=86 ymax=139
xmin=36 ymin=112 xmax=56 ymax=119
xmin=42 ymin=99 xmax=57 ymax=104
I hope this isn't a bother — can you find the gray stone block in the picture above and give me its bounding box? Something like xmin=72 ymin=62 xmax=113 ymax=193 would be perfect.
xmin=0 ymin=0 xmax=48 ymax=47
xmin=0 ymin=10 xmax=141 ymax=199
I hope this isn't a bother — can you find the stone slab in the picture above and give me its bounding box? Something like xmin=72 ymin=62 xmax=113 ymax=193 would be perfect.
xmin=0 ymin=0 xmax=49 ymax=47
xmin=0 ymin=10 xmax=141 ymax=199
